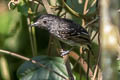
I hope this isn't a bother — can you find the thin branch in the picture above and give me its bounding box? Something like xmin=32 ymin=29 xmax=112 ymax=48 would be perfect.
xmin=61 ymin=0 xmax=97 ymax=20
xmin=69 ymin=51 xmax=93 ymax=79
xmin=91 ymin=0 xmax=97 ymax=7
xmin=0 ymin=49 xmax=67 ymax=80
xmin=41 ymin=0 xmax=54 ymax=56
xmin=0 ymin=56 xmax=11 ymax=80
xmin=82 ymin=0 xmax=89 ymax=26
xmin=27 ymin=17 xmax=37 ymax=56
xmin=92 ymin=48 xmax=101 ymax=80
xmin=41 ymin=0 xmax=53 ymax=14
xmin=91 ymin=31 xmax=98 ymax=41
xmin=87 ymin=50 xmax=90 ymax=80
xmin=72 ymin=56 xmax=81 ymax=71
xmin=85 ymin=17 xmax=99 ymax=28
xmin=63 ymin=55 xmax=74 ymax=80
xmin=27 ymin=18 xmax=35 ymax=56
xmin=83 ymin=0 xmax=89 ymax=15
xmin=98 ymin=69 xmax=102 ymax=80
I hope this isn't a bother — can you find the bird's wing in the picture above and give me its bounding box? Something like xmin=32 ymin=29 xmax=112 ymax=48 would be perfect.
xmin=67 ymin=25 xmax=91 ymax=44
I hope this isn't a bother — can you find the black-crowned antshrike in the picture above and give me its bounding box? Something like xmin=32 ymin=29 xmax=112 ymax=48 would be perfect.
xmin=31 ymin=14 xmax=91 ymax=56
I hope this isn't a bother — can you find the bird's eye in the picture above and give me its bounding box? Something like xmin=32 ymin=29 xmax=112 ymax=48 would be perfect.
xmin=43 ymin=21 xmax=47 ymax=24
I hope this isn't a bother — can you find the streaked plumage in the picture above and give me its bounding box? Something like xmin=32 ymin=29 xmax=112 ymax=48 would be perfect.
xmin=31 ymin=14 xmax=91 ymax=48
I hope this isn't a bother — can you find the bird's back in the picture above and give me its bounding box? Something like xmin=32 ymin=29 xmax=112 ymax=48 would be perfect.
xmin=53 ymin=18 xmax=91 ymax=46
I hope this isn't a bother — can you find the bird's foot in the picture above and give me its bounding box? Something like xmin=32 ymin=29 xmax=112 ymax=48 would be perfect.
xmin=60 ymin=47 xmax=74 ymax=56
xmin=60 ymin=50 xmax=70 ymax=56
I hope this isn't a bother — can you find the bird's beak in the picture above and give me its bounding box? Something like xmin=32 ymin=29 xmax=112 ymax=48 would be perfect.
xmin=30 ymin=21 xmax=39 ymax=27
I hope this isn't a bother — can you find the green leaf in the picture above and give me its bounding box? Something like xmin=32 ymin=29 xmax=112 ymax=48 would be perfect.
xmin=17 ymin=56 xmax=69 ymax=80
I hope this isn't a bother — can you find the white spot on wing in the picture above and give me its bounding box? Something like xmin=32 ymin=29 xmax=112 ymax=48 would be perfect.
xmin=81 ymin=32 xmax=89 ymax=35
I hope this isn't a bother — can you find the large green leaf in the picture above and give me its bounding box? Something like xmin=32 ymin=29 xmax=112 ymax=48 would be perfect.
xmin=17 ymin=56 xmax=69 ymax=80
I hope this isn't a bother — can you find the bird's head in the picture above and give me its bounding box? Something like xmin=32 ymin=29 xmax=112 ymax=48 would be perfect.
xmin=31 ymin=14 xmax=58 ymax=30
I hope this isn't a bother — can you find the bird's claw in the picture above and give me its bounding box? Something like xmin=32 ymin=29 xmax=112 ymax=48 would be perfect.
xmin=60 ymin=50 xmax=70 ymax=56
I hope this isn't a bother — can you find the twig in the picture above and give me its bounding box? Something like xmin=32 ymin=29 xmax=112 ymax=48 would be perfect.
xmin=27 ymin=17 xmax=37 ymax=56
xmin=61 ymin=0 xmax=86 ymax=19
xmin=41 ymin=0 xmax=53 ymax=14
xmin=0 ymin=56 xmax=11 ymax=80
xmin=92 ymin=65 xmax=98 ymax=80
xmin=98 ymin=69 xmax=102 ymax=80
xmin=63 ymin=55 xmax=74 ymax=80
xmin=91 ymin=31 xmax=98 ymax=41
xmin=91 ymin=0 xmax=97 ymax=7
xmin=85 ymin=17 xmax=99 ymax=28
xmin=83 ymin=0 xmax=89 ymax=15
xmin=41 ymin=0 xmax=54 ymax=56
xmin=87 ymin=50 xmax=90 ymax=80
xmin=82 ymin=0 xmax=89 ymax=26
xmin=69 ymin=51 xmax=93 ymax=79
xmin=91 ymin=29 xmax=101 ymax=80
xmin=61 ymin=0 xmax=97 ymax=20
xmin=72 ymin=56 xmax=81 ymax=71
xmin=92 ymin=46 xmax=101 ymax=80
xmin=79 ymin=64 xmax=82 ymax=80
xmin=0 ymin=49 xmax=67 ymax=80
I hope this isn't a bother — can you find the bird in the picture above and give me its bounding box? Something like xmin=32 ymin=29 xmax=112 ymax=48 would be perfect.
xmin=31 ymin=14 xmax=91 ymax=56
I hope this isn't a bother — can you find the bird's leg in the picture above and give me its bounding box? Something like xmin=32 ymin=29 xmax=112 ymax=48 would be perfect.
xmin=59 ymin=41 xmax=74 ymax=56
xmin=60 ymin=47 xmax=74 ymax=56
